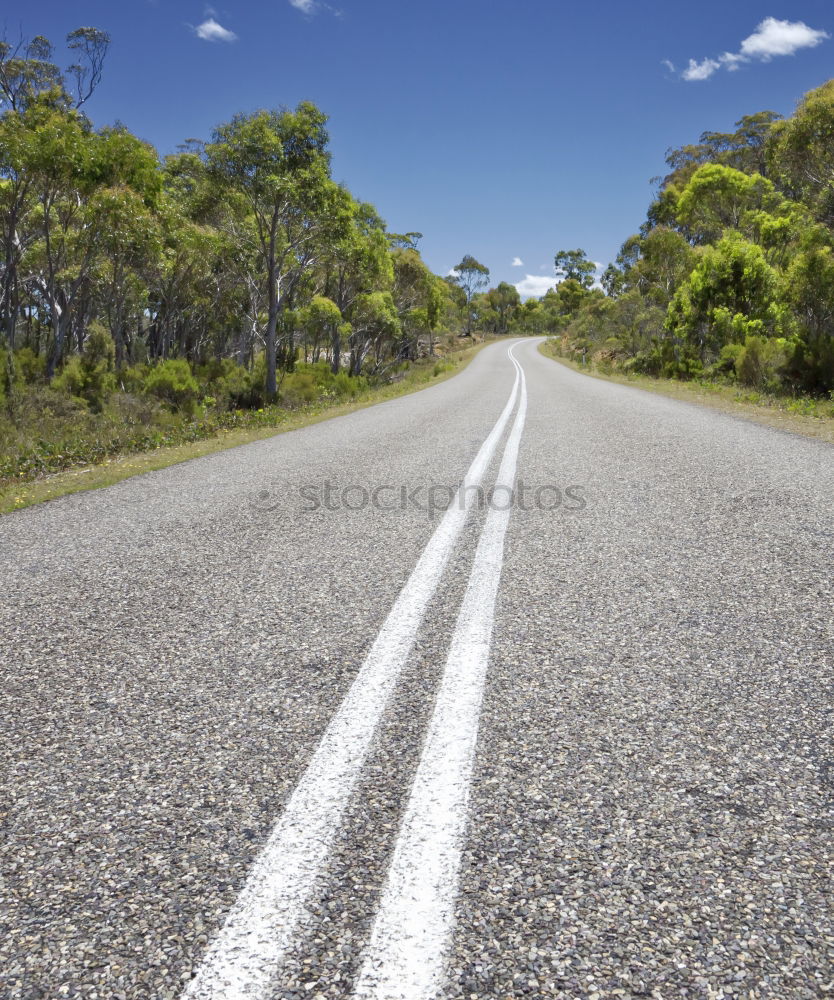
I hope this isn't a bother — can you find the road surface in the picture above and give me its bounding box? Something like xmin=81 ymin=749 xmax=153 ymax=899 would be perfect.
xmin=1 ymin=338 xmax=832 ymax=999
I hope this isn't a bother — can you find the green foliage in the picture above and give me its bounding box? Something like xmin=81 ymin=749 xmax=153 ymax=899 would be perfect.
xmin=450 ymin=255 xmax=490 ymax=335
xmin=53 ymin=321 xmax=116 ymax=412
xmin=13 ymin=347 xmax=46 ymax=384
xmin=735 ymin=336 xmax=792 ymax=392
xmin=198 ymin=358 xmax=261 ymax=410
xmin=675 ymin=165 xmax=778 ymax=243
xmin=554 ymin=249 xmax=596 ymax=288
xmin=665 ymin=234 xmax=787 ymax=360
xmin=766 ymin=81 xmax=834 ymax=225
xmin=783 ymin=246 xmax=834 ymax=393
xmin=2 ymin=350 xmax=14 ymax=413
xmin=546 ymin=88 xmax=834 ymax=400
xmin=143 ymin=359 xmax=199 ymax=414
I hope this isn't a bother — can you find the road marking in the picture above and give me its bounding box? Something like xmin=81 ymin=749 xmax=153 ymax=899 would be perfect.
xmin=352 ymin=345 xmax=528 ymax=1000
xmin=184 ymin=347 xmax=523 ymax=999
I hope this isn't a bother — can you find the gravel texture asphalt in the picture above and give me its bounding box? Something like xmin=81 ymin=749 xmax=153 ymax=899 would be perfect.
xmin=1 ymin=338 xmax=832 ymax=999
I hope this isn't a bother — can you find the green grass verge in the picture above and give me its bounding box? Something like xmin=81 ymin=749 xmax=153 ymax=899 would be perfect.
xmin=538 ymin=340 xmax=834 ymax=446
xmin=0 ymin=339 xmax=498 ymax=515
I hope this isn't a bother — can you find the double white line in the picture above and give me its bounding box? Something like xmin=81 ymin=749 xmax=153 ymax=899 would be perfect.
xmin=185 ymin=345 xmax=528 ymax=1000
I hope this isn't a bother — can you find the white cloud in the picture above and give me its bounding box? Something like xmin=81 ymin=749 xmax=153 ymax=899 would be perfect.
xmin=680 ymin=18 xmax=828 ymax=82
xmin=682 ymin=57 xmax=721 ymax=81
xmin=514 ymin=275 xmax=558 ymax=300
xmin=739 ymin=17 xmax=829 ymax=60
xmin=195 ymin=17 xmax=237 ymax=42
xmin=661 ymin=59 xmax=676 ymax=73
xmin=290 ymin=0 xmax=317 ymax=11
xmin=511 ymin=257 xmax=524 ymax=267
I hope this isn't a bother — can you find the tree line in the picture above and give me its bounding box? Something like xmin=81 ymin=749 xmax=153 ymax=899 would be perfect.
xmin=0 ymin=27 xmax=505 ymax=420
xmin=546 ymin=83 xmax=834 ymax=396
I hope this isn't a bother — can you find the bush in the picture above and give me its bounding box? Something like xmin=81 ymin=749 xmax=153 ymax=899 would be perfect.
xmin=735 ymin=335 xmax=791 ymax=392
xmin=143 ymin=359 xmax=199 ymax=414
xmin=52 ymin=356 xmax=87 ymax=400
xmin=214 ymin=364 xmax=260 ymax=409
xmin=13 ymin=347 xmax=46 ymax=385
xmin=663 ymin=355 xmax=704 ymax=380
xmin=332 ymin=370 xmax=365 ymax=397
xmin=53 ymin=322 xmax=116 ymax=413
xmin=706 ymin=342 xmax=744 ymax=380
xmin=280 ymin=371 xmax=319 ymax=408
xmin=118 ymin=364 xmax=148 ymax=394
xmin=108 ymin=392 xmax=160 ymax=427
xmin=197 ymin=358 xmax=259 ymax=409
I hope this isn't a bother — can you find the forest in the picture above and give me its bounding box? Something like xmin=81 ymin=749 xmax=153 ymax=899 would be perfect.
xmin=0 ymin=28 xmax=506 ymax=483
xmin=539 ymin=84 xmax=834 ymax=399
xmin=2 ymin=28 xmax=833 ymax=488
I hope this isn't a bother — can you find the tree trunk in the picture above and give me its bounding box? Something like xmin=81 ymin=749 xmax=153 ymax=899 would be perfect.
xmin=265 ymin=233 xmax=279 ymax=400
xmin=331 ymin=325 xmax=341 ymax=374
xmin=47 ymin=304 xmax=70 ymax=379
xmin=265 ymin=302 xmax=278 ymax=400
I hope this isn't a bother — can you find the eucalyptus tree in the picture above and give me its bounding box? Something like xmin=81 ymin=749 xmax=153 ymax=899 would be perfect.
xmin=391 ymin=247 xmax=442 ymax=357
xmin=84 ymin=127 xmax=161 ymax=365
xmin=766 ymin=81 xmax=834 ymax=225
xmin=665 ymin=234 xmax=786 ymax=362
xmin=298 ymin=295 xmax=343 ymax=366
xmin=554 ymin=249 xmax=596 ymax=288
xmin=348 ymin=292 xmax=400 ymax=375
xmin=0 ymin=27 xmax=110 ymax=114
xmin=614 ymin=228 xmax=695 ymax=306
xmin=206 ymin=103 xmax=347 ymax=398
xmin=0 ymin=27 xmax=108 ymax=353
xmin=22 ymin=111 xmax=161 ymax=375
xmin=0 ymin=107 xmax=37 ymax=349
xmin=21 ymin=104 xmax=97 ymax=376
xmin=485 ymin=281 xmax=521 ymax=334
xmin=451 ymin=254 xmax=489 ymax=335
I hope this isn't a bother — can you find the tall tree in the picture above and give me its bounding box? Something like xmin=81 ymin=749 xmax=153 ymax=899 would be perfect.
xmin=485 ymin=282 xmax=521 ymax=334
xmin=554 ymin=248 xmax=596 ymax=288
xmin=451 ymin=254 xmax=489 ymax=335
xmin=206 ymin=103 xmax=339 ymax=399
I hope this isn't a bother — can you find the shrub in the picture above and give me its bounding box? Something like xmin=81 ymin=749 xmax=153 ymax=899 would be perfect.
xmin=119 ymin=364 xmax=149 ymax=394
xmin=143 ymin=359 xmax=199 ymax=414
xmin=108 ymin=392 xmax=160 ymax=427
xmin=208 ymin=362 xmax=260 ymax=410
xmin=53 ymin=356 xmax=87 ymax=399
xmin=707 ymin=342 xmax=745 ymax=379
xmin=53 ymin=322 xmax=116 ymax=413
xmin=735 ymin=335 xmax=791 ymax=392
xmin=280 ymin=371 xmax=319 ymax=408
xmin=13 ymin=347 xmax=45 ymax=385
xmin=332 ymin=371 xmax=365 ymax=397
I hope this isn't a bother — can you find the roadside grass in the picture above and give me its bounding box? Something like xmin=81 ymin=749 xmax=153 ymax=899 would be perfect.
xmin=0 ymin=338 xmax=499 ymax=515
xmin=539 ymin=340 xmax=834 ymax=446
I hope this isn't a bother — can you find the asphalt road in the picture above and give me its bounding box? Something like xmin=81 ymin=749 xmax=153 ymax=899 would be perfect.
xmin=1 ymin=338 xmax=832 ymax=1000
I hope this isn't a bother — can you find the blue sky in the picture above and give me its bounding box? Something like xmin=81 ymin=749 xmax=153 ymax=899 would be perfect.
xmin=21 ymin=1 xmax=834 ymax=296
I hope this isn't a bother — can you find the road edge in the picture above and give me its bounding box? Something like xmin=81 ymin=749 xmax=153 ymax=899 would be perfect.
xmin=537 ymin=342 xmax=834 ymax=447
xmin=0 ymin=338 xmax=511 ymax=516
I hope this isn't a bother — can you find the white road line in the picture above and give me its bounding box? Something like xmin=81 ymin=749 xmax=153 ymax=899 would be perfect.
xmin=183 ymin=347 xmax=523 ymax=1000
xmin=352 ymin=345 xmax=528 ymax=1000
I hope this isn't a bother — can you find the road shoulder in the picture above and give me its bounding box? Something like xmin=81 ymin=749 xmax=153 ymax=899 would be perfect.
xmin=0 ymin=338 xmax=502 ymax=516
xmin=538 ymin=341 xmax=834 ymax=447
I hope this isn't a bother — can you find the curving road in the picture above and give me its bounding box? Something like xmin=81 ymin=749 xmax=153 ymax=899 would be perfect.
xmin=1 ymin=338 xmax=832 ymax=999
